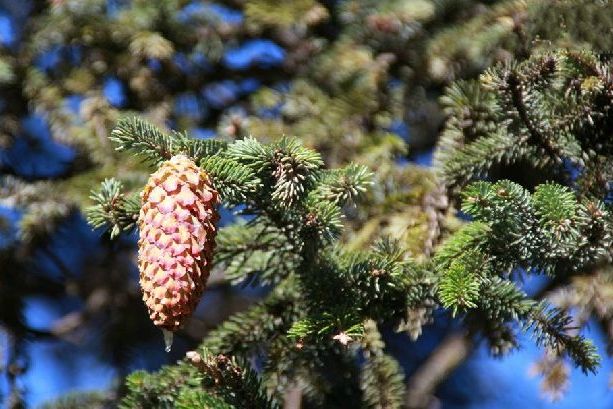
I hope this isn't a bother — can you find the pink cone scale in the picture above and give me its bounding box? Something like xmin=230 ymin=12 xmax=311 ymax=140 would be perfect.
xmin=138 ymin=155 xmax=219 ymax=331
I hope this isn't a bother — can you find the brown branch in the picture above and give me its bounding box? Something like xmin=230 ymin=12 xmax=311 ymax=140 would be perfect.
xmin=283 ymin=385 xmax=303 ymax=409
xmin=404 ymin=331 xmax=474 ymax=409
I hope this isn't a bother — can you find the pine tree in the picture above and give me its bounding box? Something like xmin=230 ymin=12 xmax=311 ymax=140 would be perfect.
xmin=2 ymin=1 xmax=613 ymax=408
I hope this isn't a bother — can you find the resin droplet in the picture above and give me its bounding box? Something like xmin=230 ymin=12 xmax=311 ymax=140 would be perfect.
xmin=162 ymin=329 xmax=174 ymax=353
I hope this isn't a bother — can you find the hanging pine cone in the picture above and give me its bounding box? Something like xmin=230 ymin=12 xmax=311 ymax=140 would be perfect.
xmin=138 ymin=155 xmax=219 ymax=332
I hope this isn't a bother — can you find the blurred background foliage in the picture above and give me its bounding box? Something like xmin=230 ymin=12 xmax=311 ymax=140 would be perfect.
xmin=0 ymin=0 xmax=612 ymax=408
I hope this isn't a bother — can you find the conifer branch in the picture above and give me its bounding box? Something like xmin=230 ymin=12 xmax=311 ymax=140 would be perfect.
xmin=200 ymin=155 xmax=263 ymax=205
xmin=361 ymin=353 xmax=406 ymax=409
xmin=186 ymin=349 xmax=281 ymax=409
xmin=435 ymin=50 xmax=613 ymax=189
xmin=204 ymin=278 xmax=301 ymax=356
xmin=434 ymin=178 xmax=609 ymax=372
xmin=314 ymin=163 xmax=374 ymax=205
xmin=85 ymin=178 xmax=140 ymax=238
xmin=359 ymin=320 xmax=406 ymax=409
xmin=111 ymin=117 xmax=226 ymax=164
xmin=215 ymin=221 xmax=299 ymax=285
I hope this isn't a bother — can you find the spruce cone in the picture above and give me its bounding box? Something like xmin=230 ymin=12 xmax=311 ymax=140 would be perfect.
xmin=138 ymin=155 xmax=219 ymax=331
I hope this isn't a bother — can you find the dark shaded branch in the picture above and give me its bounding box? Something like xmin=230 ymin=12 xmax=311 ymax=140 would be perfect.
xmin=506 ymin=68 xmax=561 ymax=160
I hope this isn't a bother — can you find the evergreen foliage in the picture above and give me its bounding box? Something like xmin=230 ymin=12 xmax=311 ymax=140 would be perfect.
xmin=2 ymin=1 xmax=613 ymax=408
